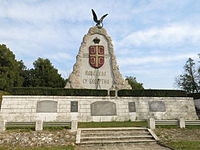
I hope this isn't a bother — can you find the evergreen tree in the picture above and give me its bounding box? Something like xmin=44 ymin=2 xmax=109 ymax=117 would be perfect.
xmin=0 ymin=44 xmax=24 ymax=90
xmin=30 ymin=58 xmax=65 ymax=88
xmin=126 ymin=76 xmax=144 ymax=90
xmin=176 ymin=58 xmax=199 ymax=93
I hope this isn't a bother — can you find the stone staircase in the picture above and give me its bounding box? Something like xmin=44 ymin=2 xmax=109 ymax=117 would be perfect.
xmin=76 ymin=127 xmax=159 ymax=144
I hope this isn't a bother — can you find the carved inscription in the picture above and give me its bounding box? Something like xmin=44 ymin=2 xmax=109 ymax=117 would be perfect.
xmin=37 ymin=100 xmax=57 ymax=113
xmin=71 ymin=101 xmax=78 ymax=112
xmin=91 ymin=101 xmax=116 ymax=116
xmin=85 ymin=70 xmax=106 ymax=76
xmin=128 ymin=102 xmax=136 ymax=112
xmin=149 ymin=101 xmax=166 ymax=112
xmin=83 ymin=70 xmax=109 ymax=85
xmin=83 ymin=79 xmax=109 ymax=84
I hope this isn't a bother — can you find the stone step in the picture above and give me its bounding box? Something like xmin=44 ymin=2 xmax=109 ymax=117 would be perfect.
xmin=81 ymin=133 xmax=150 ymax=137
xmin=80 ymin=128 xmax=149 ymax=135
xmin=79 ymin=139 xmax=156 ymax=144
xmin=81 ymin=130 xmax=149 ymax=133
xmin=81 ymin=130 xmax=149 ymax=135
xmin=76 ymin=127 xmax=158 ymax=144
xmin=80 ymin=127 xmax=148 ymax=131
xmin=81 ymin=135 xmax=153 ymax=140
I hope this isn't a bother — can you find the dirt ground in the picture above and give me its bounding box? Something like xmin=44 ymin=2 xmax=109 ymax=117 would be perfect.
xmin=154 ymin=128 xmax=200 ymax=142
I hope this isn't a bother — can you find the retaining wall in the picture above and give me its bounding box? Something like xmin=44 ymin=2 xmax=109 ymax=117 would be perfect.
xmin=0 ymin=96 xmax=198 ymax=122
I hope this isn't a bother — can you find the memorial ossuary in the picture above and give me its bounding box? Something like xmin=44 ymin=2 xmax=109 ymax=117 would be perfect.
xmin=0 ymin=10 xmax=198 ymax=122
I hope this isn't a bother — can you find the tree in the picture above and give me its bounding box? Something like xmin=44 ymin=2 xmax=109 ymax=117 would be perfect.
xmin=176 ymin=58 xmax=200 ymax=93
xmin=30 ymin=58 xmax=65 ymax=88
xmin=198 ymin=54 xmax=200 ymax=87
xmin=0 ymin=44 xmax=24 ymax=90
xmin=126 ymin=76 xmax=144 ymax=90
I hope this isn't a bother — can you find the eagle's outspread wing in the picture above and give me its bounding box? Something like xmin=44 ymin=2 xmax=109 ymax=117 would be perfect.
xmin=100 ymin=14 xmax=108 ymax=22
xmin=92 ymin=9 xmax=98 ymax=23
xmin=91 ymin=9 xmax=108 ymax=28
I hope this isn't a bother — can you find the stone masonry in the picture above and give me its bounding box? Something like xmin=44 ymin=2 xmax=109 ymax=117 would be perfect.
xmin=65 ymin=26 xmax=131 ymax=90
xmin=0 ymin=96 xmax=198 ymax=122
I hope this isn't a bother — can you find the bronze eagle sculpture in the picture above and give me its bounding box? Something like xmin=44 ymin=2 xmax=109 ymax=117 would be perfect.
xmin=91 ymin=9 xmax=108 ymax=28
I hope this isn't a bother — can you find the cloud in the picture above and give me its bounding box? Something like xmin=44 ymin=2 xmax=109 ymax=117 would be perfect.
xmin=119 ymin=24 xmax=200 ymax=47
xmin=0 ymin=0 xmax=200 ymax=89
xmin=46 ymin=52 xmax=72 ymax=62
xmin=118 ymin=53 xmax=198 ymax=66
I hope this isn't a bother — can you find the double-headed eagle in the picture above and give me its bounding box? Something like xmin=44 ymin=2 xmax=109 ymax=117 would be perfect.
xmin=91 ymin=9 xmax=108 ymax=28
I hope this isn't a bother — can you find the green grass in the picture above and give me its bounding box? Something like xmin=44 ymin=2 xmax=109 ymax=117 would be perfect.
xmin=0 ymin=145 xmax=74 ymax=150
xmin=43 ymin=126 xmax=70 ymax=130
xmin=165 ymin=141 xmax=200 ymax=150
xmin=78 ymin=121 xmax=147 ymax=128
xmin=185 ymin=125 xmax=200 ymax=129
xmin=156 ymin=125 xmax=200 ymax=129
xmin=156 ymin=125 xmax=178 ymax=129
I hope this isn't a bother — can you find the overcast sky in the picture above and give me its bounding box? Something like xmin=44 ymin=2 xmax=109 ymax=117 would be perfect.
xmin=0 ymin=0 xmax=200 ymax=89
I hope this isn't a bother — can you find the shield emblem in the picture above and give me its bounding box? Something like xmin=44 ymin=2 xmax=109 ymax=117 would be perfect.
xmin=89 ymin=45 xmax=104 ymax=68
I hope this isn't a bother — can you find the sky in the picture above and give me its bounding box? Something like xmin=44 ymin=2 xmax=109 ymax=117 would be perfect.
xmin=0 ymin=0 xmax=200 ymax=89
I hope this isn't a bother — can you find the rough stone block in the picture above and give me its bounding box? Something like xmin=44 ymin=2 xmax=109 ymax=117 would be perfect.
xmin=0 ymin=120 xmax=6 ymax=131
xmin=148 ymin=118 xmax=155 ymax=129
xmin=35 ymin=120 xmax=43 ymax=131
xmin=179 ymin=118 xmax=185 ymax=128
xmin=71 ymin=120 xmax=78 ymax=131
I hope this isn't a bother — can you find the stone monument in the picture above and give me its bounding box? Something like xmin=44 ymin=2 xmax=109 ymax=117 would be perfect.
xmin=65 ymin=10 xmax=131 ymax=90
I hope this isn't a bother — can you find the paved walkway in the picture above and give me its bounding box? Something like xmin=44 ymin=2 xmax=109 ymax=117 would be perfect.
xmin=76 ymin=143 xmax=171 ymax=150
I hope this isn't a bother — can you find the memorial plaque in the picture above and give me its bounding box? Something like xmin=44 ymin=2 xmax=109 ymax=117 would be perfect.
xmin=37 ymin=100 xmax=57 ymax=113
xmin=149 ymin=101 xmax=166 ymax=112
xmin=91 ymin=101 xmax=116 ymax=116
xmin=71 ymin=101 xmax=78 ymax=112
xmin=128 ymin=102 xmax=136 ymax=112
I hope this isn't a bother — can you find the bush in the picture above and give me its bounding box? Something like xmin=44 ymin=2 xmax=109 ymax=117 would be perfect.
xmin=188 ymin=93 xmax=200 ymax=99
xmin=7 ymin=87 xmax=108 ymax=96
xmin=118 ymin=89 xmax=187 ymax=97
xmin=7 ymin=88 xmax=189 ymax=97
xmin=109 ymin=90 xmax=116 ymax=97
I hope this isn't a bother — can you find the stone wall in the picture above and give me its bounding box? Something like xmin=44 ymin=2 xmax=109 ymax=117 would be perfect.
xmin=0 ymin=96 xmax=198 ymax=122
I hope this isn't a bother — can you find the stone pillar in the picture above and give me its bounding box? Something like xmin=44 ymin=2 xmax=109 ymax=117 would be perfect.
xmin=107 ymin=90 xmax=110 ymax=96
xmin=0 ymin=120 xmax=6 ymax=132
xmin=148 ymin=118 xmax=155 ymax=129
xmin=179 ymin=118 xmax=185 ymax=128
xmin=35 ymin=120 xmax=43 ymax=131
xmin=71 ymin=120 xmax=78 ymax=131
xmin=115 ymin=90 xmax=118 ymax=97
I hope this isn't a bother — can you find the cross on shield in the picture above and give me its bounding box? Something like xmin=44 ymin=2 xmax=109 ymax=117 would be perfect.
xmin=89 ymin=45 xmax=104 ymax=68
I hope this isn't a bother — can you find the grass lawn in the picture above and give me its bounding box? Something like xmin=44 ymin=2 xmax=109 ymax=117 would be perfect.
xmin=165 ymin=141 xmax=200 ymax=150
xmin=78 ymin=121 xmax=147 ymax=128
xmin=0 ymin=145 xmax=74 ymax=150
xmin=156 ymin=125 xmax=178 ymax=129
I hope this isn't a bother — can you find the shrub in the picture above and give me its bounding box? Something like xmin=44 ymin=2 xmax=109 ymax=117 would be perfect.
xmin=7 ymin=87 xmax=108 ymax=96
xmin=188 ymin=93 xmax=200 ymax=99
xmin=118 ymin=89 xmax=187 ymax=97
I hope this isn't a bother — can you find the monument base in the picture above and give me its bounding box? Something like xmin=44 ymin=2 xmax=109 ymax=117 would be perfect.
xmin=0 ymin=96 xmax=198 ymax=122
